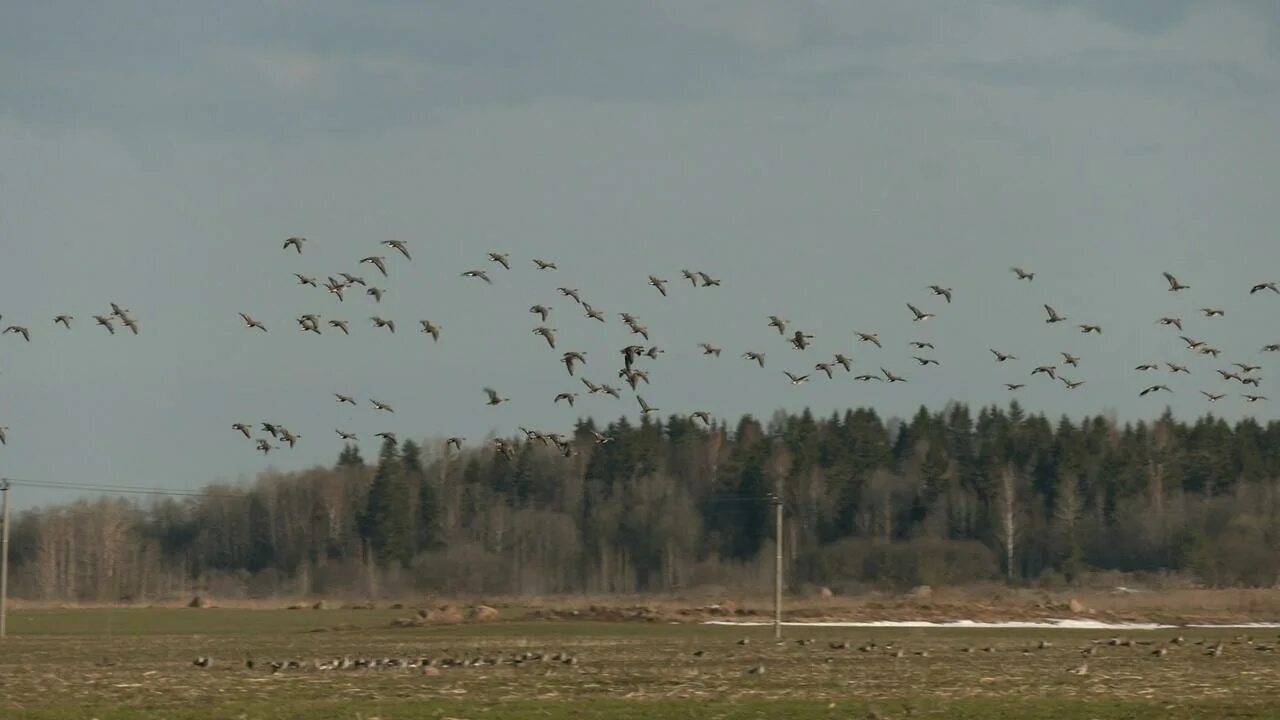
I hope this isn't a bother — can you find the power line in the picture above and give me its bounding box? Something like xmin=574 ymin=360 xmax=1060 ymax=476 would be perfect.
xmin=4 ymin=478 xmax=243 ymax=499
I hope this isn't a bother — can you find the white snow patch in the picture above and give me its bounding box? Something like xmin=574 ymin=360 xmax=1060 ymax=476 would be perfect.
xmin=704 ymin=619 xmax=1280 ymax=630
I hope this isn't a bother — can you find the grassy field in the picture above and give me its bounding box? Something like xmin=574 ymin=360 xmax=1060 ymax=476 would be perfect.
xmin=1 ymin=608 xmax=1279 ymax=719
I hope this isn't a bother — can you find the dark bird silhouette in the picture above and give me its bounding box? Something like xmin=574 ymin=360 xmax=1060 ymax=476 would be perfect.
xmin=1061 ymin=378 xmax=1085 ymax=390
xmin=1244 ymin=394 xmax=1268 ymax=402
xmin=335 ymin=393 xmax=357 ymax=405
xmin=419 ymin=320 xmax=441 ymax=341
xmin=1141 ymin=384 xmax=1172 ymax=397
xmin=881 ymin=367 xmax=906 ymax=383
xmin=1005 ymin=383 xmax=1025 ymax=391
xmin=3 ymin=326 xmax=30 ymax=341
xmin=360 ymin=256 xmax=388 ymax=277
xmin=232 ymin=423 xmax=251 ymax=439
xmin=366 ymin=287 xmax=385 ymax=303
xmin=54 ymin=314 xmax=74 ymax=329
xmin=533 ymin=258 xmax=557 ymax=270
xmin=1201 ymin=391 xmax=1226 ymax=401
xmin=743 ymin=351 xmax=766 ymax=368
xmin=907 ymin=303 xmax=935 ymax=322
xmin=1250 ymin=281 xmax=1278 ymax=295
xmin=295 ymin=273 xmax=318 ymax=287
xmin=339 ymin=273 xmax=366 ymax=287
xmin=1032 ymin=365 xmax=1057 ymax=379
xmin=784 ymin=371 xmax=809 ymax=385
xmin=815 ymin=362 xmax=834 ymax=378
xmin=1167 ymin=362 xmax=1190 ymax=374
xmin=328 ymin=319 xmax=350 ymax=335
xmin=1044 ymin=305 xmax=1066 ymax=323
xmin=913 ymin=356 xmax=939 ymax=366
xmin=790 ymin=330 xmax=815 ymax=350
xmin=910 ymin=341 xmax=935 ymax=350
xmin=530 ymin=304 xmax=552 ymax=322
xmin=370 ymin=399 xmax=394 ymax=413
xmin=1061 ymin=352 xmax=1080 ymax=367
xmin=370 ymin=317 xmax=395 ymax=333
xmin=484 ymin=387 xmax=509 ymax=406
xmin=1158 ymin=317 xmax=1183 ymax=331
xmin=554 ymin=392 xmax=577 ymax=407
xmin=1078 ymin=324 xmax=1102 ymax=334
xmin=283 ymin=237 xmax=305 ymax=253
xmin=1164 ymin=272 xmax=1190 ymax=292
xmin=1201 ymin=307 xmax=1225 ymax=317
xmin=461 ymin=269 xmax=492 ymax=283
xmin=991 ymin=349 xmax=1016 ymax=362
xmin=929 ymin=285 xmax=953 ymax=303
xmin=1011 ymin=266 xmax=1035 ymax=281
xmin=488 ymin=252 xmax=511 ymax=269
xmin=698 ymin=342 xmax=722 ymax=357
xmin=1135 ymin=363 xmax=1158 ymax=371
xmin=382 ymin=240 xmax=411 ymax=259
xmin=239 ymin=313 xmax=267 ymax=332
xmin=336 ymin=430 xmax=358 ymax=441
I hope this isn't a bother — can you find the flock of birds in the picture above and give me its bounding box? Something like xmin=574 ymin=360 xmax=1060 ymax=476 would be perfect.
xmin=223 ymin=238 xmax=1278 ymax=461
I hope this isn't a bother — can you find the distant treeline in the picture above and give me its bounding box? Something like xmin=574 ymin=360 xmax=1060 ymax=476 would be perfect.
xmin=7 ymin=402 xmax=1280 ymax=601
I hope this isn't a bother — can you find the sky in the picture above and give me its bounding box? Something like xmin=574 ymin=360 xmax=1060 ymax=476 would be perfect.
xmin=1 ymin=1 xmax=1278 ymax=509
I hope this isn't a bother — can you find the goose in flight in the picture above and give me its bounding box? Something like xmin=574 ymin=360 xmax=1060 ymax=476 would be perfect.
xmin=1060 ymin=352 xmax=1080 ymax=367
xmin=743 ymin=351 xmax=766 ymax=368
xmin=54 ymin=314 xmax=73 ymax=329
xmin=1011 ymin=267 xmax=1035 ymax=281
xmin=554 ymin=392 xmax=577 ymax=407
xmin=856 ymin=332 xmax=881 ymax=348
xmin=446 ymin=436 xmax=465 ymax=450
xmin=1234 ymin=363 xmax=1261 ymax=374
xmin=1140 ymin=384 xmax=1172 ymax=397
xmin=559 ymin=288 xmax=582 ymax=304
xmin=768 ymin=316 xmax=788 ymax=335
xmin=645 ymin=345 xmax=663 ymax=359
xmin=628 ymin=322 xmax=650 ymax=341
xmin=366 ymin=287 xmax=385 ymax=303
xmin=338 ymin=273 xmax=365 ymax=287
xmin=483 ymin=387 xmax=509 ymax=406
xmin=1264 ymin=344 xmax=1280 ymax=352
xmin=327 ymin=319 xmax=350 ymax=335
xmin=881 ymin=367 xmax=906 ymax=383
xmin=1167 ymin=362 xmax=1190 ymax=374
xmin=619 ymin=312 xmax=639 ymax=325
xmin=1078 ymin=324 xmax=1102 ymax=334
xmin=583 ymin=303 xmax=605 ymax=323
xmin=622 ymin=345 xmax=645 ymax=369
xmin=636 ymin=395 xmax=659 ymax=415
xmin=335 ymin=393 xmax=357 ymax=405
xmin=360 ymin=256 xmax=388 ymax=277
xmin=283 ymin=237 xmax=306 ymax=253
xmin=418 ymin=320 xmax=441 ymax=341
xmin=1164 ymin=272 xmax=1190 ymax=292
xmin=562 ymin=351 xmax=587 ymax=376
xmin=1135 ymin=363 xmax=1158 ymax=371
xmin=278 ymin=428 xmax=300 ymax=448
xmin=336 ymin=430 xmax=358 ymax=441
xmin=1044 ymin=305 xmax=1066 ymax=324
xmin=375 ymin=431 xmax=397 ymax=442
xmin=295 ymin=273 xmax=318 ymax=287
xmin=94 ymin=315 xmax=116 ymax=334
xmin=1217 ymin=369 xmax=1242 ymax=382
xmin=692 ymin=410 xmax=712 ymax=426
xmin=854 ymin=374 xmax=882 ymax=382
xmin=833 ymin=354 xmax=853 ymax=372
xmin=324 ymin=277 xmax=346 ymax=301
xmin=1061 ymin=378 xmax=1086 ymax=390
xmin=815 ymin=362 xmax=834 ymax=379
xmin=681 ymin=269 xmax=699 ymax=286
xmin=533 ymin=326 xmax=557 ymax=349
xmin=600 ymin=384 xmax=622 ymax=398
xmin=1181 ymin=335 xmax=1206 ymax=350
xmin=648 ymin=275 xmax=669 ymax=297
xmin=591 ymin=431 xmax=613 ymax=445
xmin=906 ymin=342 xmax=934 ymax=351
xmin=907 ymin=303 xmax=935 ymax=322
xmin=912 ymin=356 xmax=939 ymax=366
xmin=991 ymin=349 xmax=1016 ymax=362
xmin=1201 ymin=308 xmax=1225 ymax=317
xmin=928 ymin=285 xmax=953 ymax=303
xmin=581 ymin=378 xmax=602 ymax=394
xmin=696 ymin=271 xmax=721 ymax=287
xmin=296 ymin=315 xmax=320 ymax=334
xmin=530 ymin=304 xmax=552 ymax=322
xmin=260 ymin=422 xmax=281 ymax=438
xmin=461 ymin=269 xmax=492 ymax=284
xmin=1243 ymin=394 xmax=1268 ymax=402
xmin=789 ymin=330 xmax=814 ymax=350
xmin=382 ymin=240 xmax=411 ymax=260
xmin=488 ymin=252 xmax=511 ymax=269
xmin=1241 ymin=376 xmax=1262 ymax=387
xmin=1250 ymin=281 xmax=1278 ymax=295
xmin=784 ymin=371 xmax=810 ymax=385
xmin=256 ymin=439 xmax=275 ymax=454
xmin=370 ymin=317 xmax=395 ymax=333
xmin=1198 ymin=346 xmax=1221 ymax=358
xmin=1032 ymin=365 xmax=1057 ymax=379
xmin=1201 ymin=391 xmax=1226 ymax=402
xmin=1005 ymin=383 xmax=1025 ymax=391
xmin=232 ymin=423 xmax=252 ymax=439
xmin=698 ymin=342 xmax=722 ymax=357
xmin=3 ymin=326 xmax=30 ymax=341
xmin=532 ymin=258 xmax=557 ymax=270
xmin=1158 ymin=317 xmax=1183 ymax=331
xmin=370 ymin=399 xmax=394 ymax=412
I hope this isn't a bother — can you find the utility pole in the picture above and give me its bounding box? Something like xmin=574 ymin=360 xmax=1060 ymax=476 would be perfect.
xmin=1 ymin=479 xmax=10 ymax=639
xmin=770 ymin=492 xmax=783 ymax=641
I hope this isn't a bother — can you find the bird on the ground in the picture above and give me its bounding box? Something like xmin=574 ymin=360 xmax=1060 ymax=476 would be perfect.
xmin=1005 ymin=383 xmax=1025 ymax=391
xmin=768 ymin=316 xmax=788 ymax=335
xmin=789 ymin=331 xmax=814 ymax=350
xmin=335 ymin=393 xmax=357 ymax=405
xmin=370 ymin=317 xmax=395 ymax=333
xmin=1061 ymin=378 xmax=1086 ymax=390
xmin=833 ymin=354 xmax=853 ymax=372
xmin=784 ymin=371 xmax=809 ymax=385
xmin=1032 ymin=365 xmax=1057 ymax=379
xmin=929 ymin=285 xmax=952 ymax=303
xmin=488 ymin=252 xmax=511 ymax=269
xmin=1201 ymin=308 xmax=1225 ymax=317
xmin=382 ymin=240 xmax=411 ymax=260
xmin=4 ymin=326 xmax=30 ymax=341
xmin=360 ymin=256 xmax=388 ymax=277
xmin=636 ymin=396 xmax=659 ymax=415
xmin=1158 ymin=317 xmax=1183 ymax=331
xmin=370 ymin=399 xmax=394 ymax=413
xmin=696 ymin=271 xmax=721 ymax=287
xmin=743 ymin=351 xmax=766 ymax=367
xmin=815 ymin=362 xmax=834 ymax=378
xmin=484 ymin=387 xmax=509 ymax=406
xmin=461 ymin=269 xmax=492 ymax=283
xmin=559 ymin=288 xmax=582 ymax=304
xmin=530 ymin=305 xmax=552 ymax=322
xmin=648 ymin=275 xmax=669 ymax=296
xmin=295 ymin=273 xmax=318 ymax=287
xmin=54 ymin=314 xmax=73 ymax=329
xmin=907 ymin=303 xmax=934 ymax=322
xmin=532 ymin=258 xmax=557 ymax=270
xmin=913 ymin=356 xmax=939 ymax=366
xmin=1201 ymin=391 xmax=1226 ymax=401
xmin=1141 ymin=385 xmax=1172 ymax=397
xmin=1061 ymin=352 xmax=1080 ymax=367
xmin=698 ymin=343 xmax=722 ymax=357
xmin=1250 ymin=282 xmax=1278 ymax=295
xmin=328 ymin=319 xmax=350 ymax=335
xmin=881 ymin=367 xmax=907 ymax=383
xmin=583 ymin=303 xmax=605 ymax=322
xmin=554 ymin=392 xmax=577 ymax=407
xmin=232 ymin=423 xmax=252 ymax=439
xmin=284 ymin=237 xmax=305 ymax=253
xmin=418 ymin=320 xmax=441 ymax=341
xmin=336 ymin=430 xmax=357 ymax=441
xmin=1044 ymin=305 xmax=1066 ymax=323
xmin=94 ymin=316 xmax=116 ymax=334
xmin=562 ymin=351 xmax=587 ymax=376
xmin=1167 ymin=362 xmax=1190 ymax=374
xmin=1012 ymin=267 xmax=1035 ymax=281
xmin=366 ymin=287 xmax=385 ymax=303
xmin=1164 ymin=272 xmax=1190 ymax=292
xmin=533 ymin=326 xmax=556 ymax=349
xmin=1079 ymin=324 xmax=1102 ymax=334
xmin=239 ymin=313 xmax=267 ymax=331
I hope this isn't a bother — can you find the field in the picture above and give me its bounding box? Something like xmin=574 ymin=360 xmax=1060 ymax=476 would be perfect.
xmin=1 ymin=605 xmax=1279 ymax=719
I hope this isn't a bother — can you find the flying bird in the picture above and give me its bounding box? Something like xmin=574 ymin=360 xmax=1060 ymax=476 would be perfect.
xmin=488 ymin=252 xmax=511 ymax=269
xmin=833 ymin=354 xmax=853 ymax=372
xmin=1061 ymin=378 xmax=1086 ymax=390
xmin=54 ymin=315 xmax=73 ymax=329
xmin=324 ymin=278 xmax=347 ymax=301
xmin=295 ymin=273 xmax=318 ymax=287
xmin=583 ymin=303 xmax=605 ymax=322
xmin=1167 ymin=362 xmax=1190 ymax=374
xmin=327 ymin=319 xmax=350 ymax=335
xmin=360 ymin=256 xmax=388 ymax=277
xmin=483 ymin=387 xmax=509 ymax=406
xmin=554 ymin=392 xmax=577 ymax=407
xmin=1234 ymin=363 xmax=1261 ymax=374
xmin=366 ymin=287 xmax=385 ymax=303
xmin=256 ymin=439 xmax=274 ymax=454
xmin=283 ymin=237 xmax=306 ymax=253
xmin=789 ymin=331 xmax=814 ymax=350
xmin=1163 ymin=272 xmax=1190 ymax=292
xmin=335 ymin=393 xmax=357 ymax=405
xmin=232 ymin=423 xmax=252 ymax=439
xmin=1243 ymin=394 xmax=1268 ymax=402
xmin=336 ymin=430 xmax=358 ymax=441
xmin=991 ymin=349 xmax=1016 ymax=362
xmin=1061 ymin=352 xmax=1080 ymax=367
xmin=1201 ymin=308 xmax=1225 ymax=317
xmin=692 ymin=410 xmax=712 ymax=426
xmin=698 ymin=343 xmax=722 ymax=357
xmin=446 ymin=436 xmax=465 ymax=450
xmin=636 ymin=396 xmax=659 ymax=415
xmin=1078 ymin=324 xmax=1102 ymax=334
xmin=768 ymin=316 xmax=788 ymax=335
xmin=854 ymin=374 xmax=882 ymax=382
xmin=461 ymin=269 xmax=492 ymax=284
xmin=562 ymin=351 xmax=587 ymax=376
xmin=696 ymin=271 xmax=721 ymax=287
xmin=370 ymin=317 xmax=395 ymax=333
xmin=910 ymin=341 xmax=935 ymax=350
xmin=913 ymin=356 xmax=939 ymax=366
xmin=533 ymin=258 xmax=557 ymax=270
xmin=339 ymin=273 xmax=365 ymax=287
xmin=681 ymin=269 xmax=699 ymax=286
xmin=94 ymin=316 xmax=115 ymax=334
xmin=370 ymin=399 xmax=394 ymax=413
xmin=784 ymin=371 xmax=809 ymax=385
xmin=559 ymin=288 xmax=582 ymax=304
xmin=907 ymin=303 xmax=935 ymax=322
xmin=928 ymin=285 xmax=952 ymax=303
xmin=419 ymin=320 xmax=441 ymax=341
xmin=815 ymin=362 xmax=834 ymax=379
xmin=382 ymin=240 xmax=411 ymax=260
xmin=533 ymin=326 xmax=557 ymax=349
xmin=743 ymin=351 xmax=766 ymax=368
xmin=375 ymin=432 xmax=397 ymax=442
xmin=1011 ymin=267 xmax=1035 ymax=281
xmin=1044 ymin=305 xmax=1066 ymax=324
xmin=239 ymin=313 xmax=267 ymax=332
xmin=1032 ymin=365 xmax=1057 ymax=379
xmin=530 ymin=305 xmax=552 ymax=322
xmin=648 ymin=275 xmax=669 ymax=297
xmin=3 ymin=326 xmax=30 ymax=341
xmin=1250 ymin=282 xmax=1278 ymax=295
xmin=1140 ymin=385 xmax=1172 ymax=397
xmin=1158 ymin=317 xmax=1183 ymax=331
xmin=1201 ymin=391 xmax=1226 ymax=402
xmin=856 ymin=332 xmax=881 ymax=348
xmin=1135 ymin=363 xmax=1158 ymax=371
xmin=1005 ymin=383 xmax=1025 ymax=391
xmin=881 ymin=367 xmax=906 ymax=383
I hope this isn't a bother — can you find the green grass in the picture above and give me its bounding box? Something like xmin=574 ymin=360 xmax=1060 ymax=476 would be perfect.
xmin=1 ymin=608 xmax=1278 ymax=719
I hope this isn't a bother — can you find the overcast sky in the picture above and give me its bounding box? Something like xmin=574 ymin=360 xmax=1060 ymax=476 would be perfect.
xmin=1 ymin=1 xmax=1278 ymax=508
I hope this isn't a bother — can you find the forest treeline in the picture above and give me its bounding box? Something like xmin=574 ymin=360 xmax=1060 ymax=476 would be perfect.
xmin=8 ymin=402 xmax=1280 ymax=601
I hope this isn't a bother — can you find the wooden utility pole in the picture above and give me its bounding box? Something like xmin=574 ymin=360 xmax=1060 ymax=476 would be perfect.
xmin=1 ymin=479 xmax=11 ymax=639
xmin=771 ymin=493 xmax=783 ymax=641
